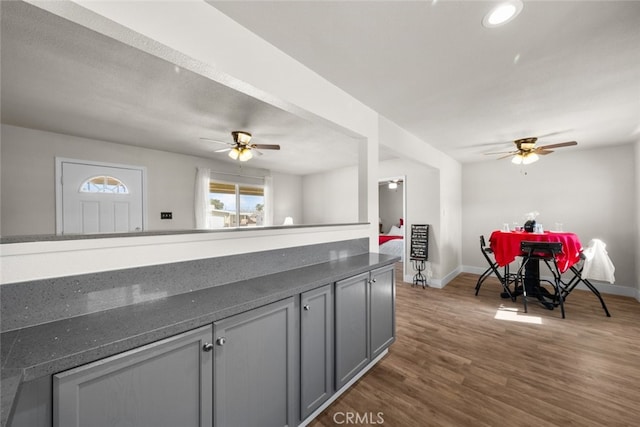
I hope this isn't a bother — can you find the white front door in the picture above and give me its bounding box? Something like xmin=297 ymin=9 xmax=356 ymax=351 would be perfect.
xmin=58 ymin=159 xmax=145 ymax=234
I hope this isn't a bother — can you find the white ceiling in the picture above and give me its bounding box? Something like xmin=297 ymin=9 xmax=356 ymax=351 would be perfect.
xmin=211 ymin=0 xmax=640 ymax=163
xmin=2 ymin=1 xmax=639 ymax=171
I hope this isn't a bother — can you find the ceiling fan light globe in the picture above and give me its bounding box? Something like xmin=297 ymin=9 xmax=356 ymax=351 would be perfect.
xmin=228 ymin=148 xmax=240 ymax=160
xmin=522 ymin=153 xmax=539 ymax=165
xmin=239 ymin=148 xmax=253 ymax=162
xmin=511 ymin=154 xmax=523 ymax=165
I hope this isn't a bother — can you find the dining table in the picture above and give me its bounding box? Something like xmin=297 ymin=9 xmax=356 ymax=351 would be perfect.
xmin=489 ymin=229 xmax=584 ymax=302
xmin=489 ymin=230 xmax=583 ymax=273
xmin=488 ymin=229 xmax=611 ymax=316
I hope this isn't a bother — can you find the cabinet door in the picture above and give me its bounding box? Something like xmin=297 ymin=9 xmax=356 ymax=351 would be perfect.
xmin=335 ymin=272 xmax=370 ymax=390
xmin=53 ymin=325 xmax=213 ymax=427
xmin=300 ymin=284 xmax=334 ymax=419
xmin=370 ymin=265 xmax=396 ymax=358
xmin=214 ymin=297 xmax=297 ymax=427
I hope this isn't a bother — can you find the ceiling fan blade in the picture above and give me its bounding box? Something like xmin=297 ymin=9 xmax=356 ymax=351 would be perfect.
xmin=251 ymin=144 xmax=281 ymax=150
xmin=214 ymin=147 xmax=232 ymax=153
xmin=484 ymin=150 xmax=516 ymax=155
xmin=537 ymin=141 xmax=577 ymax=150
xmin=252 ymin=148 xmax=264 ymax=156
xmin=497 ymin=153 xmax=516 ymax=160
xmin=535 ymin=149 xmax=554 ymax=155
xmin=200 ymin=137 xmax=232 ymax=146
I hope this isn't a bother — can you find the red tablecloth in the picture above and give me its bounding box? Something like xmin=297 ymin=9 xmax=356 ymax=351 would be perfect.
xmin=489 ymin=230 xmax=583 ymax=273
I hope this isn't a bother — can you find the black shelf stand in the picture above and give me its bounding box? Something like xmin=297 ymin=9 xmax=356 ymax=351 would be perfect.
xmin=412 ymin=259 xmax=427 ymax=288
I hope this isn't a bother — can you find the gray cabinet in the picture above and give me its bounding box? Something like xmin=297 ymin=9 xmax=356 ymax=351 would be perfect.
xmin=335 ymin=266 xmax=395 ymax=390
xmin=25 ymin=265 xmax=394 ymax=427
xmin=335 ymin=272 xmax=370 ymax=389
xmin=53 ymin=325 xmax=213 ymax=427
xmin=370 ymin=265 xmax=396 ymax=358
xmin=300 ymin=284 xmax=334 ymax=419
xmin=213 ymin=297 xmax=297 ymax=427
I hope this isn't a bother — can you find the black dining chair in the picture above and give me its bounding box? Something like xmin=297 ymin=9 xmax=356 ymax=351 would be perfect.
xmin=475 ymin=235 xmax=516 ymax=301
xmin=517 ymin=241 xmax=565 ymax=318
xmin=557 ymin=250 xmax=611 ymax=317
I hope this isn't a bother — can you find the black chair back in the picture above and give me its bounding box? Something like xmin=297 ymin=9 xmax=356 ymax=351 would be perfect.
xmin=520 ymin=241 xmax=562 ymax=258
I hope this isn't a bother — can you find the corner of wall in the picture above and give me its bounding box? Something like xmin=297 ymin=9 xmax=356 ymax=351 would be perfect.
xmin=635 ymin=140 xmax=640 ymax=295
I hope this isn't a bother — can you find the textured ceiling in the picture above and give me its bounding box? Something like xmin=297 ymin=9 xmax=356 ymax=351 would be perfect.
xmin=211 ymin=0 xmax=640 ymax=163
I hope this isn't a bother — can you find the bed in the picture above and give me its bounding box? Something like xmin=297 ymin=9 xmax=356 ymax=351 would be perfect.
xmin=379 ymin=224 xmax=404 ymax=261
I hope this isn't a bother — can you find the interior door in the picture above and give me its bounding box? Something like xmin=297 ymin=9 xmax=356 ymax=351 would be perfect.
xmin=60 ymin=160 xmax=144 ymax=234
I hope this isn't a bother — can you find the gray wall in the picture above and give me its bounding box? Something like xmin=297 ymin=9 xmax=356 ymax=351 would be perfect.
xmin=462 ymin=143 xmax=637 ymax=290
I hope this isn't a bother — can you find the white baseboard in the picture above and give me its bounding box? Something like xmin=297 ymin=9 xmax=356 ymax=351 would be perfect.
xmin=461 ymin=265 xmax=638 ymax=299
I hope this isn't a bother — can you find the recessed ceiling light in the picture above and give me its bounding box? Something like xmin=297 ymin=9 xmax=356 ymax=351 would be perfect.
xmin=483 ymin=0 xmax=523 ymax=28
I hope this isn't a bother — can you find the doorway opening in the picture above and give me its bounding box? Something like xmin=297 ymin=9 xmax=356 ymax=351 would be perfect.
xmin=378 ymin=175 xmax=407 ymax=276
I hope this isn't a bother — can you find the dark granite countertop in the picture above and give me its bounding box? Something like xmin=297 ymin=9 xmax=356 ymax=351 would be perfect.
xmin=1 ymin=252 xmax=397 ymax=427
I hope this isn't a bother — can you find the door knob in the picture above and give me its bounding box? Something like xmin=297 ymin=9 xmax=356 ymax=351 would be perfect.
xmin=202 ymin=343 xmax=214 ymax=352
xmin=216 ymin=337 xmax=226 ymax=346
xmin=303 ymin=305 xmax=310 ymax=311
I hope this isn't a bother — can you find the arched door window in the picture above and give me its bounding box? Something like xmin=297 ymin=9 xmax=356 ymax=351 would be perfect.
xmin=79 ymin=176 xmax=130 ymax=194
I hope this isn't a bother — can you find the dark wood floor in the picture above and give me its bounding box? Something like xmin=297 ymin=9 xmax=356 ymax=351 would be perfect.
xmin=310 ymin=267 xmax=640 ymax=426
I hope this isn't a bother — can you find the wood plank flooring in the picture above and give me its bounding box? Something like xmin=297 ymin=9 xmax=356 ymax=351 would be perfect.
xmin=310 ymin=267 xmax=640 ymax=426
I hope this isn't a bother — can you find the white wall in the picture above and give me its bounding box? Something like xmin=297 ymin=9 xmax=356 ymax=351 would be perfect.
xmin=438 ymin=155 xmax=463 ymax=283
xmin=302 ymin=166 xmax=359 ymax=224
xmin=0 ymin=124 xmax=282 ymax=235
xmin=272 ymin=172 xmax=302 ymax=226
xmin=462 ymin=144 xmax=637 ymax=293
xmin=635 ymin=140 xmax=640 ymax=297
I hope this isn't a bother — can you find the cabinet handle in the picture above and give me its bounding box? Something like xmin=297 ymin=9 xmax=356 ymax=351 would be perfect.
xmin=372 ymin=278 xmax=377 ymax=283
xmin=202 ymin=343 xmax=214 ymax=352
xmin=216 ymin=337 xmax=226 ymax=346
xmin=303 ymin=305 xmax=310 ymax=311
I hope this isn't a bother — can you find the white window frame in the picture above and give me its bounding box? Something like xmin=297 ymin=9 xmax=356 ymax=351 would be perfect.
xmin=208 ymin=175 xmax=266 ymax=229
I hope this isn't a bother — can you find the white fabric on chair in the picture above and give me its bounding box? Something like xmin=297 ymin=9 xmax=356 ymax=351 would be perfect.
xmin=581 ymin=239 xmax=615 ymax=283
